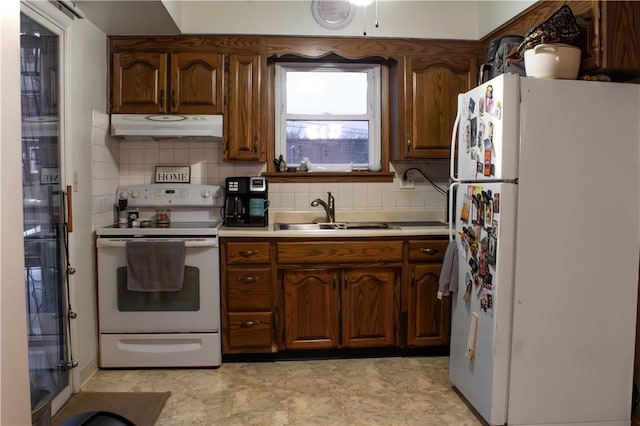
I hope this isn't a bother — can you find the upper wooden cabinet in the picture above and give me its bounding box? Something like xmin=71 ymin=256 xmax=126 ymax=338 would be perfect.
xmin=111 ymin=52 xmax=166 ymax=114
xmin=567 ymin=1 xmax=640 ymax=77
xmin=170 ymin=53 xmax=224 ymax=114
xmin=224 ymin=53 xmax=265 ymax=162
xmin=111 ymin=51 xmax=224 ymax=114
xmin=394 ymin=56 xmax=476 ymax=160
xmin=484 ymin=1 xmax=640 ymax=81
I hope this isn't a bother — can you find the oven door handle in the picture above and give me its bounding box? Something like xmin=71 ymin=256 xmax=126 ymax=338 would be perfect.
xmin=96 ymin=239 xmax=218 ymax=248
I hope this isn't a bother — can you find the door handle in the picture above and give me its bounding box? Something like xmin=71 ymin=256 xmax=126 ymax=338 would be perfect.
xmin=66 ymin=185 xmax=73 ymax=233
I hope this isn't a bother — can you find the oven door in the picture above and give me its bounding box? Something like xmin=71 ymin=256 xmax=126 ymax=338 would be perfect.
xmin=96 ymin=237 xmax=219 ymax=333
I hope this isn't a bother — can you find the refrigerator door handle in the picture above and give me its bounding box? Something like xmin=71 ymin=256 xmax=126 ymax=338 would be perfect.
xmin=450 ymin=98 xmax=461 ymax=182
xmin=448 ymin=182 xmax=459 ymax=242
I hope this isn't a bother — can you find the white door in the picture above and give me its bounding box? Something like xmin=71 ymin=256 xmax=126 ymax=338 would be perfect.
xmin=448 ymin=182 xmax=517 ymax=425
xmin=452 ymin=73 xmax=519 ymax=182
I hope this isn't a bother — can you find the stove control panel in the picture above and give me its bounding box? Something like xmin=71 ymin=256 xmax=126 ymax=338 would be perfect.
xmin=117 ymin=184 xmax=224 ymax=207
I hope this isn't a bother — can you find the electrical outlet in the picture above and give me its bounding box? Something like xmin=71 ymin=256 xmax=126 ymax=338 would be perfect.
xmin=400 ymin=176 xmax=415 ymax=190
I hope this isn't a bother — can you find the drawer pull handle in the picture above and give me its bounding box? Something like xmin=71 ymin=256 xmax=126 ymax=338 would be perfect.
xmin=238 ymin=275 xmax=260 ymax=283
xmin=238 ymin=250 xmax=258 ymax=257
xmin=419 ymin=248 xmax=438 ymax=255
xmin=240 ymin=320 xmax=261 ymax=328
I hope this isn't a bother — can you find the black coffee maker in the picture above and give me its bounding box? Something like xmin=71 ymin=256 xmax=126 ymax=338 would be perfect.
xmin=224 ymin=176 xmax=269 ymax=227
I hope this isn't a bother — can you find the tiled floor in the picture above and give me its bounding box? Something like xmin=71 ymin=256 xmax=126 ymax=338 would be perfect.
xmin=80 ymin=356 xmax=483 ymax=425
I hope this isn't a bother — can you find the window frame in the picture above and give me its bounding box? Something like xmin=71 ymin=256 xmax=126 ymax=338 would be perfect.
xmin=274 ymin=62 xmax=382 ymax=172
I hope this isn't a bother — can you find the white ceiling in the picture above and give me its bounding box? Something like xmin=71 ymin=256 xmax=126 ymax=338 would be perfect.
xmin=74 ymin=1 xmax=180 ymax=35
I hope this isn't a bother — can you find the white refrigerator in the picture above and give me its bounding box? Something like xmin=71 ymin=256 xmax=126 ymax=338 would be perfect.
xmin=448 ymin=73 xmax=640 ymax=425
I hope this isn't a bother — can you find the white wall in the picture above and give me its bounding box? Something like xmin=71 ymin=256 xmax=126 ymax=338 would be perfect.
xmin=170 ymin=0 xmax=533 ymax=40
xmin=1 ymin=0 xmax=32 ymax=424
xmin=477 ymin=1 xmax=535 ymax=39
xmin=66 ymin=17 xmax=107 ymax=389
xmin=176 ymin=0 xmax=481 ymax=39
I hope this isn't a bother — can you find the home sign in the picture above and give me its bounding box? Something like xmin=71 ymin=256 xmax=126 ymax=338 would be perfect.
xmin=155 ymin=166 xmax=191 ymax=183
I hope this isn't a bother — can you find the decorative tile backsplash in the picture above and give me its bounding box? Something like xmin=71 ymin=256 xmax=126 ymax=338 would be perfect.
xmin=91 ymin=110 xmax=448 ymax=227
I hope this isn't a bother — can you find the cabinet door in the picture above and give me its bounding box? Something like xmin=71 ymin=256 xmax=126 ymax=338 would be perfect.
xmin=401 ymin=57 xmax=473 ymax=159
xmin=407 ymin=263 xmax=451 ymax=347
xmin=342 ymin=269 xmax=396 ymax=348
xmin=225 ymin=54 xmax=264 ymax=162
xmin=590 ymin=1 xmax=640 ymax=72
xmin=170 ymin=52 xmax=224 ymax=114
xmin=283 ymin=269 xmax=339 ymax=350
xmin=112 ymin=52 xmax=167 ymax=113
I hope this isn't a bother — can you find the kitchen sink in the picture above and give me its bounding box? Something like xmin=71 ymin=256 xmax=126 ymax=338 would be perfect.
xmin=388 ymin=221 xmax=448 ymax=227
xmin=274 ymin=222 xmax=400 ymax=231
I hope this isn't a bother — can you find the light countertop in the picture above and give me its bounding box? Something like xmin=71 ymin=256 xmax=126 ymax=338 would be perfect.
xmin=219 ymin=210 xmax=450 ymax=238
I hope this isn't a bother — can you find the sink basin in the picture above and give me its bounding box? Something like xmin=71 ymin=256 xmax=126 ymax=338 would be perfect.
xmin=274 ymin=222 xmax=400 ymax=231
xmin=389 ymin=221 xmax=448 ymax=227
xmin=275 ymin=223 xmax=337 ymax=231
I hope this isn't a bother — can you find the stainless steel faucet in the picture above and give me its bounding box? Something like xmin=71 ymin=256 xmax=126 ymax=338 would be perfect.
xmin=311 ymin=191 xmax=335 ymax=223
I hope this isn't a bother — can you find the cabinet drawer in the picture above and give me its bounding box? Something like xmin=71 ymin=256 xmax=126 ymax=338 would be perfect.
xmin=408 ymin=240 xmax=449 ymax=262
xmin=227 ymin=312 xmax=272 ymax=349
xmin=225 ymin=242 xmax=271 ymax=264
xmin=226 ymin=268 xmax=272 ymax=311
xmin=277 ymin=241 xmax=403 ymax=263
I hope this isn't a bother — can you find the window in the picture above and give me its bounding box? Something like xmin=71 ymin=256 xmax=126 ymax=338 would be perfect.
xmin=275 ymin=62 xmax=381 ymax=171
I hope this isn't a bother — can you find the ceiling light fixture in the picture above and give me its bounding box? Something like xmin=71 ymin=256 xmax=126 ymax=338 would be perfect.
xmin=350 ymin=0 xmax=373 ymax=5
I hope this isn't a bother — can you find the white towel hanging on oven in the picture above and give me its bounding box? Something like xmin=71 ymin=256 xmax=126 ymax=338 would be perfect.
xmin=126 ymin=241 xmax=185 ymax=291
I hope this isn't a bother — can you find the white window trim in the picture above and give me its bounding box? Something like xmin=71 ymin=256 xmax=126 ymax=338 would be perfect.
xmin=275 ymin=62 xmax=381 ymax=171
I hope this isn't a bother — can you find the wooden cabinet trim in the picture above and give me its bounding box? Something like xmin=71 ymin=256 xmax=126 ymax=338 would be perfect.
xmin=277 ymin=240 xmax=404 ymax=263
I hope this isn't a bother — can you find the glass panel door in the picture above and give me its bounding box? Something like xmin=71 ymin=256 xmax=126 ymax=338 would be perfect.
xmin=20 ymin=11 xmax=71 ymax=405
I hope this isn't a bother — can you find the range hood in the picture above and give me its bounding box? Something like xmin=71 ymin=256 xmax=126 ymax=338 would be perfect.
xmin=111 ymin=114 xmax=223 ymax=138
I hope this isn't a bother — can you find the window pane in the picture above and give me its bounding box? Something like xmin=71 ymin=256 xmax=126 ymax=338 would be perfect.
xmin=286 ymin=71 xmax=368 ymax=115
xmin=286 ymin=120 xmax=369 ymax=165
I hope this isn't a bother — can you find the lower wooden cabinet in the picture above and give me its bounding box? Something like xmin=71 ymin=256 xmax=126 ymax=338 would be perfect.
xmin=221 ymin=236 xmax=449 ymax=355
xmin=221 ymin=240 xmax=276 ymax=353
xmin=406 ymin=239 xmax=451 ymax=347
xmin=227 ymin=312 xmax=273 ymax=349
xmin=283 ymin=269 xmax=339 ymax=350
xmin=283 ymin=268 xmax=397 ymax=350
xmin=407 ymin=263 xmax=451 ymax=347
xmin=341 ymin=268 xmax=397 ymax=348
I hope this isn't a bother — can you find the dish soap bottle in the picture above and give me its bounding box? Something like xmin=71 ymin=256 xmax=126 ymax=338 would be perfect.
xmin=278 ymin=155 xmax=287 ymax=172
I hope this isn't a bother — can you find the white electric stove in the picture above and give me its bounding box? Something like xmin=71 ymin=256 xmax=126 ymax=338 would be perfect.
xmin=96 ymin=184 xmax=225 ymax=368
